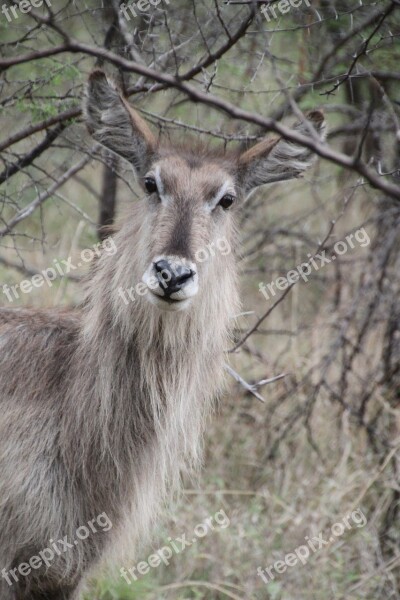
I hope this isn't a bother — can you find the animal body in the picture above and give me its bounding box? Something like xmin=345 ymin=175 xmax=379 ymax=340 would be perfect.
xmin=0 ymin=70 xmax=325 ymax=599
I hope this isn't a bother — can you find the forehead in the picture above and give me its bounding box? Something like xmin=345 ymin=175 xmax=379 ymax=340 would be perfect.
xmin=150 ymin=154 xmax=235 ymax=197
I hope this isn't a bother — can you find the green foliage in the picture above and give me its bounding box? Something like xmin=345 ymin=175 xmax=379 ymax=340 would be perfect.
xmin=85 ymin=575 xmax=156 ymax=600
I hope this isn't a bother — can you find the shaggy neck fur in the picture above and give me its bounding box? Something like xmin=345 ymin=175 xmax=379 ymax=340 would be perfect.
xmin=62 ymin=205 xmax=240 ymax=566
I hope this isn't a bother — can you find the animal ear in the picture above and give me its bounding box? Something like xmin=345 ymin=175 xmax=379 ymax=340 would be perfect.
xmin=238 ymin=110 xmax=326 ymax=196
xmin=85 ymin=70 xmax=156 ymax=174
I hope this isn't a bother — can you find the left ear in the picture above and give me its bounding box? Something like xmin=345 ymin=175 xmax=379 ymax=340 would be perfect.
xmin=84 ymin=70 xmax=156 ymax=175
xmin=237 ymin=110 xmax=326 ymax=196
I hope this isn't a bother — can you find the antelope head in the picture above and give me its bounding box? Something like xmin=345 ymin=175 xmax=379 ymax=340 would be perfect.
xmin=85 ymin=71 xmax=325 ymax=312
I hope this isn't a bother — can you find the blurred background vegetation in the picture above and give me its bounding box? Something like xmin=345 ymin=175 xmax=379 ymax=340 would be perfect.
xmin=1 ymin=0 xmax=400 ymax=598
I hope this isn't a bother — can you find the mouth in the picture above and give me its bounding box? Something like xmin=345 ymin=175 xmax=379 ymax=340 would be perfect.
xmin=162 ymin=297 xmax=184 ymax=304
xmin=147 ymin=290 xmax=193 ymax=312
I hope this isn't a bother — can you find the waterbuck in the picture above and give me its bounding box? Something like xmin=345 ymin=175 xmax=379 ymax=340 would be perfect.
xmin=0 ymin=70 xmax=325 ymax=599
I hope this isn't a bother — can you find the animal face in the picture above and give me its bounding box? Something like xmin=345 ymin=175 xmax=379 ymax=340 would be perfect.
xmin=85 ymin=70 xmax=325 ymax=312
xmin=139 ymin=152 xmax=237 ymax=311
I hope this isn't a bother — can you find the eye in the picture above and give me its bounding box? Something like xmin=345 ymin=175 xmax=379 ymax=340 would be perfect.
xmin=144 ymin=177 xmax=158 ymax=194
xmin=218 ymin=194 xmax=235 ymax=210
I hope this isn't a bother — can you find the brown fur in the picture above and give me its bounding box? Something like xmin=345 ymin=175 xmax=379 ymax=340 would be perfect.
xmin=0 ymin=70 xmax=325 ymax=599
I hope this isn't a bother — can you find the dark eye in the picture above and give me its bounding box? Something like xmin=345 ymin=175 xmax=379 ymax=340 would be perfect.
xmin=218 ymin=194 xmax=235 ymax=210
xmin=144 ymin=177 xmax=158 ymax=194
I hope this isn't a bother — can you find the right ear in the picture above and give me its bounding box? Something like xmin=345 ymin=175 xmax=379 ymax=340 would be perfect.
xmin=237 ymin=110 xmax=326 ymax=197
xmin=84 ymin=70 xmax=156 ymax=175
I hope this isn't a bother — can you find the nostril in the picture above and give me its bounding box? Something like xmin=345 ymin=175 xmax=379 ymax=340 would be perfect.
xmin=154 ymin=259 xmax=170 ymax=274
xmin=153 ymin=260 xmax=195 ymax=295
xmin=177 ymin=266 xmax=194 ymax=284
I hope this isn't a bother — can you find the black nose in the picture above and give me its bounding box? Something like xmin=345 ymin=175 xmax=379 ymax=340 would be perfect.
xmin=154 ymin=259 xmax=194 ymax=296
